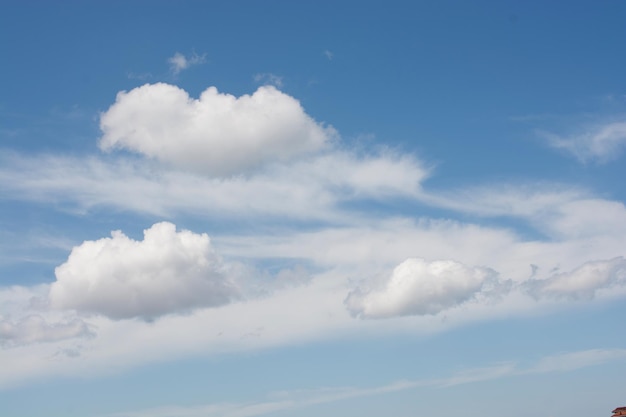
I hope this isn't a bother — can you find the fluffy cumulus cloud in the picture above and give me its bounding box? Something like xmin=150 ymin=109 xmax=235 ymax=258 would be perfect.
xmin=49 ymin=222 xmax=240 ymax=320
xmin=99 ymin=84 xmax=335 ymax=176
xmin=527 ymin=257 xmax=626 ymax=300
xmin=345 ymin=258 xmax=500 ymax=318
xmin=543 ymin=120 xmax=626 ymax=163
xmin=0 ymin=315 xmax=92 ymax=348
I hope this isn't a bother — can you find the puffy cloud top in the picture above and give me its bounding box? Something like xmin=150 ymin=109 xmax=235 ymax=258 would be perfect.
xmin=49 ymin=222 xmax=240 ymax=320
xmin=99 ymin=84 xmax=335 ymax=176
xmin=346 ymin=258 xmax=497 ymax=318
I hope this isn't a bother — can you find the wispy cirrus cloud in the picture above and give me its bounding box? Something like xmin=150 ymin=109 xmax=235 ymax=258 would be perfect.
xmin=253 ymin=73 xmax=283 ymax=88
xmin=522 ymin=348 xmax=626 ymax=374
xmin=540 ymin=120 xmax=626 ymax=163
xmin=104 ymin=347 xmax=626 ymax=417
xmin=0 ymin=150 xmax=427 ymax=222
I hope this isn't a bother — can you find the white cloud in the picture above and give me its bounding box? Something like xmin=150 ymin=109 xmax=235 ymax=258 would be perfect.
xmin=253 ymin=73 xmax=283 ymax=88
xmin=99 ymin=83 xmax=336 ymax=176
xmin=541 ymin=120 xmax=626 ymax=163
xmin=3 ymin=74 xmax=626 ymax=405
xmin=541 ymin=199 xmax=626 ymax=239
xmin=0 ymin=260 xmax=624 ymax=389
xmin=345 ymin=258 xmax=502 ymax=318
xmin=422 ymin=183 xmax=586 ymax=219
xmin=293 ymin=150 xmax=427 ymax=198
xmin=0 ymin=270 xmax=360 ymax=389
xmin=167 ymin=52 xmax=206 ymax=75
xmin=0 ymin=150 xmax=427 ymax=221
xmin=0 ymin=285 xmax=49 ymax=316
xmin=3 ymin=79 xmax=626 ymax=391
xmin=422 ymin=184 xmax=626 ymax=240
xmin=215 ymin=212 xmax=626 ymax=290
xmin=49 ymin=222 xmax=240 ymax=320
xmin=0 ymin=315 xmax=93 ymax=347
xmin=526 ymin=257 xmax=626 ymax=300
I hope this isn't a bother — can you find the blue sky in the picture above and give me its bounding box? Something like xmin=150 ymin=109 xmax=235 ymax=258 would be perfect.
xmin=1 ymin=1 xmax=626 ymax=416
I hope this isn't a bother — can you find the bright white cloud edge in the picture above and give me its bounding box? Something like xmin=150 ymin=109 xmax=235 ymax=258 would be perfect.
xmin=99 ymin=83 xmax=337 ymax=176
xmin=346 ymin=258 xmax=502 ymax=318
xmin=50 ymin=222 xmax=241 ymax=320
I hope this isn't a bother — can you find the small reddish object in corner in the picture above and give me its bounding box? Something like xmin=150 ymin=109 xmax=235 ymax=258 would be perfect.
xmin=612 ymin=407 xmax=626 ymax=417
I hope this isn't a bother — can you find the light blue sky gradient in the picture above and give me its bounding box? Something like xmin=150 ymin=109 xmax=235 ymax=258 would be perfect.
xmin=1 ymin=1 xmax=626 ymax=416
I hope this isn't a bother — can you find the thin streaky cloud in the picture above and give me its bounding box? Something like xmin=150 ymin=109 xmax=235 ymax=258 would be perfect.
xmin=540 ymin=120 xmax=626 ymax=163
xmin=253 ymin=73 xmax=283 ymax=88
xmin=105 ymin=348 xmax=626 ymax=417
